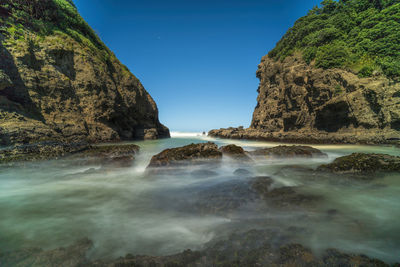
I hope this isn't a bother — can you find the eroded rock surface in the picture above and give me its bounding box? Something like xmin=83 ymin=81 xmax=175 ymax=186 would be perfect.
xmin=209 ymin=55 xmax=400 ymax=144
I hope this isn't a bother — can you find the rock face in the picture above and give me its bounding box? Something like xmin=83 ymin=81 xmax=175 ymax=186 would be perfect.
xmin=250 ymin=145 xmax=327 ymax=158
xmin=0 ymin=0 xmax=169 ymax=146
xmin=318 ymin=153 xmax=400 ymax=174
xmin=147 ymin=142 xmax=222 ymax=168
xmin=210 ymin=55 xmax=400 ymax=144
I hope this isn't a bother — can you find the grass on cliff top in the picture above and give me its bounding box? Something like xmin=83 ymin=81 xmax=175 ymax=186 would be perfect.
xmin=268 ymin=0 xmax=400 ymax=79
xmin=0 ymin=0 xmax=117 ymax=66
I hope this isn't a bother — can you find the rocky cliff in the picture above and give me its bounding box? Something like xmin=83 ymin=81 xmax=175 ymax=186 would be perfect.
xmin=209 ymin=54 xmax=400 ymax=144
xmin=251 ymin=54 xmax=400 ymax=142
xmin=210 ymin=1 xmax=400 ymax=144
xmin=0 ymin=0 xmax=169 ymax=146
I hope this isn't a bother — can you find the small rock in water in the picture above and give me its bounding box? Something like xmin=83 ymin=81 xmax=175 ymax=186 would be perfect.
xmin=233 ymin=168 xmax=252 ymax=176
xmin=220 ymin=144 xmax=252 ymax=161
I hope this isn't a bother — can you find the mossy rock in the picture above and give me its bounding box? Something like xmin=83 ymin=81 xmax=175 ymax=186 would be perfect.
xmin=318 ymin=153 xmax=400 ymax=174
xmin=147 ymin=142 xmax=222 ymax=169
xmin=250 ymin=145 xmax=327 ymax=158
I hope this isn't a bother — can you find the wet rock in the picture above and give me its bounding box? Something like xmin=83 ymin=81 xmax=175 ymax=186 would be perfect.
xmin=0 ymin=238 xmax=93 ymax=267
xmin=0 ymin=142 xmax=139 ymax=167
xmin=194 ymin=179 xmax=259 ymax=215
xmin=250 ymin=176 xmax=274 ymax=196
xmin=259 ymin=186 xmax=323 ymax=208
xmin=233 ymin=168 xmax=252 ymax=176
xmin=0 ymin=141 xmax=89 ymax=164
xmin=318 ymin=153 xmax=400 ymax=174
xmin=219 ymin=144 xmax=251 ymax=161
xmin=190 ymin=169 xmax=219 ymax=178
xmin=250 ymin=145 xmax=327 ymax=158
xmin=78 ymin=144 xmax=139 ymax=168
xmin=147 ymin=142 xmax=222 ymax=169
xmin=93 ymin=249 xmax=203 ymax=267
xmin=322 ymin=248 xmax=389 ymax=267
xmin=192 ymin=176 xmax=273 ymax=215
xmin=1 ymin=232 xmax=391 ymax=267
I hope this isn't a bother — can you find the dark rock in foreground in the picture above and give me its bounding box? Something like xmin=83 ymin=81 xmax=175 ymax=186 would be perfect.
xmin=250 ymin=145 xmax=327 ymax=158
xmin=0 ymin=231 xmax=390 ymax=267
xmin=260 ymin=186 xmax=322 ymax=208
xmin=0 ymin=238 xmax=92 ymax=267
xmin=318 ymin=153 xmax=400 ymax=174
xmin=147 ymin=142 xmax=222 ymax=169
xmin=193 ymin=176 xmax=321 ymax=216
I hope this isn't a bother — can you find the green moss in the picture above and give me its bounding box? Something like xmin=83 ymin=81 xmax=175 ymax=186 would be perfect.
xmin=334 ymin=84 xmax=343 ymax=95
xmin=268 ymin=0 xmax=400 ymax=79
xmin=1 ymin=0 xmax=112 ymax=60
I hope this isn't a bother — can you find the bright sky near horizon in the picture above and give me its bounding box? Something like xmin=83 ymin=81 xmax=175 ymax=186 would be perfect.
xmin=74 ymin=0 xmax=322 ymax=132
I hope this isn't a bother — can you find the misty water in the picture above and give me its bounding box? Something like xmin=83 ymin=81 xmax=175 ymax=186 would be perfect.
xmin=0 ymin=133 xmax=399 ymax=263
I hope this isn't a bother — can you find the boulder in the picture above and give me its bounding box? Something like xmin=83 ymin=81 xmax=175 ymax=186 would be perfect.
xmin=220 ymin=144 xmax=252 ymax=161
xmin=147 ymin=142 xmax=222 ymax=169
xmin=318 ymin=153 xmax=400 ymax=174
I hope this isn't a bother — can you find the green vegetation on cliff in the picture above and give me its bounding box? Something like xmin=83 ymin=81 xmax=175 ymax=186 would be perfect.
xmin=0 ymin=0 xmax=118 ymax=67
xmin=0 ymin=0 xmax=169 ymax=145
xmin=268 ymin=0 xmax=400 ymax=79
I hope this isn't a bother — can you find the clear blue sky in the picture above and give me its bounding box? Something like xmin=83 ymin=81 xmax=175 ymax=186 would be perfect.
xmin=74 ymin=0 xmax=321 ymax=132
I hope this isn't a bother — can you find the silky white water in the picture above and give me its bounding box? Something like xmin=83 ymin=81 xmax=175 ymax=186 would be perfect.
xmin=0 ymin=133 xmax=399 ymax=262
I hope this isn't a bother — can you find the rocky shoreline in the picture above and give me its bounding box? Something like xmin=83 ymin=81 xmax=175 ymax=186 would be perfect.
xmin=0 ymin=141 xmax=140 ymax=167
xmin=208 ymin=127 xmax=400 ymax=145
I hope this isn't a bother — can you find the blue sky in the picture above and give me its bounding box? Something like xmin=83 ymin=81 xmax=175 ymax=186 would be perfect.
xmin=74 ymin=0 xmax=321 ymax=132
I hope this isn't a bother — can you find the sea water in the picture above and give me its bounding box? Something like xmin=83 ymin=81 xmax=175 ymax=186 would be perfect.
xmin=0 ymin=132 xmax=399 ymax=262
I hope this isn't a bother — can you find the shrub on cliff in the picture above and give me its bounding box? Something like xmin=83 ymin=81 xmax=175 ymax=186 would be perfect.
xmin=268 ymin=0 xmax=400 ymax=79
xmin=1 ymin=0 xmax=106 ymax=51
